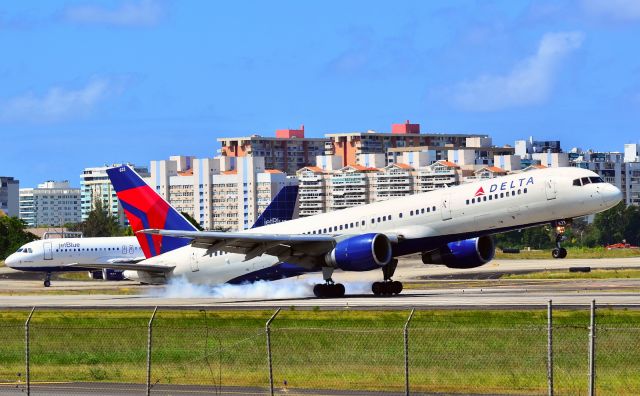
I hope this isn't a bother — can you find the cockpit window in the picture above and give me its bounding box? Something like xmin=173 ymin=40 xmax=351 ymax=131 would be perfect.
xmin=589 ymin=176 xmax=604 ymax=184
xmin=16 ymin=248 xmax=23 ymax=253
xmin=581 ymin=177 xmax=591 ymax=185
xmin=573 ymin=178 xmax=581 ymax=186
xmin=27 ymin=248 xmax=33 ymax=253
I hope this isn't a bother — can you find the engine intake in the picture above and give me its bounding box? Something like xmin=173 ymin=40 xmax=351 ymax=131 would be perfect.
xmin=326 ymin=233 xmax=393 ymax=271
xmin=422 ymin=236 xmax=495 ymax=269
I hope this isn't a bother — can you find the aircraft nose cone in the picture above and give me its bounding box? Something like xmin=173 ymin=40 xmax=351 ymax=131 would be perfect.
xmin=606 ymin=185 xmax=623 ymax=205
xmin=4 ymin=254 xmax=17 ymax=267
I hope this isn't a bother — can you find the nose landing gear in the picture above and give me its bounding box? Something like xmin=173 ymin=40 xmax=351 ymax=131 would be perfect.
xmin=44 ymin=272 xmax=52 ymax=287
xmin=552 ymin=222 xmax=568 ymax=259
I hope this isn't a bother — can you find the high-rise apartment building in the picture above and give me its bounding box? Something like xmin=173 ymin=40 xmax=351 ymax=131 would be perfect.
xmin=326 ymin=121 xmax=487 ymax=168
xmin=147 ymin=155 xmax=297 ymax=230
xmin=81 ymin=164 xmax=149 ymax=226
xmin=0 ymin=176 xmax=19 ymax=217
xmin=19 ymin=181 xmax=81 ymax=227
xmin=218 ymin=125 xmax=328 ymax=175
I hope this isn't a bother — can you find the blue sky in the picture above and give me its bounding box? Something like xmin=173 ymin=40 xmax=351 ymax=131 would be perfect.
xmin=2 ymin=0 xmax=640 ymax=187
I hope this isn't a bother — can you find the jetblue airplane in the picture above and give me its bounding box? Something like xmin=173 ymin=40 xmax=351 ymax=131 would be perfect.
xmin=4 ymin=183 xmax=299 ymax=287
xmin=106 ymin=165 xmax=622 ymax=298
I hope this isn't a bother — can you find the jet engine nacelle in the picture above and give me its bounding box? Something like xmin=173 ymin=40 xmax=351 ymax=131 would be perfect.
xmin=422 ymin=236 xmax=495 ymax=269
xmin=325 ymin=233 xmax=393 ymax=271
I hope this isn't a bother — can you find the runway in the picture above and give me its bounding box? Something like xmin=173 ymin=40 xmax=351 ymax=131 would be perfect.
xmin=0 ymin=257 xmax=639 ymax=309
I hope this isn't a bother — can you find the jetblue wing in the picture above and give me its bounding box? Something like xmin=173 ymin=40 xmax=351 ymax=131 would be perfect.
xmin=140 ymin=229 xmax=335 ymax=267
xmin=66 ymin=262 xmax=175 ymax=273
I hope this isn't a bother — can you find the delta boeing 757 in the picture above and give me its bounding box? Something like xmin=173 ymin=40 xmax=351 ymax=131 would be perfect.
xmin=104 ymin=165 xmax=622 ymax=298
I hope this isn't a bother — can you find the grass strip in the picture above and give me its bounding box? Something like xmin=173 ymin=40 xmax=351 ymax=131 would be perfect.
xmin=0 ymin=308 xmax=638 ymax=394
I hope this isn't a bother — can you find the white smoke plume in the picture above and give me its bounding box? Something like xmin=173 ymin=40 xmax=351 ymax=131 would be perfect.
xmin=151 ymin=276 xmax=372 ymax=299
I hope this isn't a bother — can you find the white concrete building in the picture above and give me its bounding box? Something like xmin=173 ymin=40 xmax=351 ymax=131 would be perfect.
xmin=81 ymin=164 xmax=149 ymax=226
xmin=147 ymin=155 xmax=296 ymax=230
xmin=0 ymin=176 xmax=19 ymax=217
xmin=19 ymin=181 xmax=81 ymax=227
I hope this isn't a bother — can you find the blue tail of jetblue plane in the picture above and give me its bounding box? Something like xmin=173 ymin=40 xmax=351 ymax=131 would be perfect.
xmin=106 ymin=166 xmax=197 ymax=259
xmin=251 ymin=185 xmax=299 ymax=228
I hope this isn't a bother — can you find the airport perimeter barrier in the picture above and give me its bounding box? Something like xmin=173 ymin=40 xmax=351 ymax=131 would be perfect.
xmin=0 ymin=303 xmax=638 ymax=395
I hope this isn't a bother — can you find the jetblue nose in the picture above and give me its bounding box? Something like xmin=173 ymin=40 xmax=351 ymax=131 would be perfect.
xmin=4 ymin=253 xmax=18 ymax=268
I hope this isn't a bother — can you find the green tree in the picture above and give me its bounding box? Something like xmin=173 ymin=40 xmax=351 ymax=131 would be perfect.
xmin=181 ymin=212 xmax=204 ymax=231
xmin=0 ymin=216 xmax=38 ymax=259
xmin=592 ymin=202 xmax=626 ymax=246
xmin=70 ymin=200 xmax=122 ymax=237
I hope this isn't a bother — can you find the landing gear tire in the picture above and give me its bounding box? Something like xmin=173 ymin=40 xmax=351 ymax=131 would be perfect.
xmin=552 ymin=247 xmax=567 ymax=259
xmin=44 ymin=273 xmax=52 ymax=287
xmin=372 ymin=281 xmax=403 ymax=296
xmin=313 ymin=283 xmax=345 ymax=298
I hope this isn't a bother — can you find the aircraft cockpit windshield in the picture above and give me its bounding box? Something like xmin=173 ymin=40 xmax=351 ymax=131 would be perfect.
xmin=15 ymin=248 xmax=33 ymax=253
xmin=572 ymin=176 xmax=604 ymax=186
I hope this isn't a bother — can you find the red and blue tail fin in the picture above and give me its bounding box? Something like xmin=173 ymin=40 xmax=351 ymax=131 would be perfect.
xmin=106 ymin=165 xmax=196 ymax=259
xmin=251 ymin=185 xmax=299 ymax=228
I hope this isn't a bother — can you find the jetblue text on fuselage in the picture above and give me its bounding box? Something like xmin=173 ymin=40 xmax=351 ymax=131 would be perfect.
xmin=58 ymin=242 xmax=80 ymax=249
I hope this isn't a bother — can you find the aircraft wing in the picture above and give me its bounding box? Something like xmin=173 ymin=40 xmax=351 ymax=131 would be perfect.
xmin=140 ymin=229 xmax=337 ymax=268
xmin=66 ymin=262 xmax=175 ymax=273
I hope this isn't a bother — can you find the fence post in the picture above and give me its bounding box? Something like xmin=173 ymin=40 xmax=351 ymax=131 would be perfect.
xmin=404 ymin=308 xmax=415 ymax=396
xmin=146 ymin=307 xmax=158 ymax=396
xmin=547 ymin=300 xmax=553 ymax=396
xmin=266 ymin=308 xmax=281 ymax=396
xmin=24 ymin=307 xmax=35 ymax=396
xmin=588 ymin=300 xmax=596 ymax=396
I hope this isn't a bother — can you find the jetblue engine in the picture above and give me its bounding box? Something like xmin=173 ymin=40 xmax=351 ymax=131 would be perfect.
xmin=421 ymin=236 xmax=495 ymax=269
xmin=325 ymin=233 xmax=393 ymax=271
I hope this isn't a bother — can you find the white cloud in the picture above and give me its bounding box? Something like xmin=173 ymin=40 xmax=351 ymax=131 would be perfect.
xmin=447 ymin=31 xmax=584 ymax=112
xmin=582 ymin=0 xmax=640 ymax=22
xmin=63 ymin=0 xmax=164 ymax=27
xmin=0 ymin=78 xmax=113 ymax=123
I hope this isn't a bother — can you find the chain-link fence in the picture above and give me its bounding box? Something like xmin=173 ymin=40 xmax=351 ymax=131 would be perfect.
xmin=0 ymin=303 xmax=639 ymax=395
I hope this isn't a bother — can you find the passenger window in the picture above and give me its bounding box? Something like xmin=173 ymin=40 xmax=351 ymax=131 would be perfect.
xmin=389 ymin=215 xmax=392 ymax=220
xmin=399 ymin=213 xmax=403 ymax=218
xmin=489 ymin=195 xmax=492 ymax=200
xmin=483 ymin=196 xmax=487 ymax=201
xmin=383 ymin=216 xmax=386 ymax=221
xmin=518 ymin=189 xmax=521 ymax=194
xmin=377 ymin=217 xmax=381 ymax=222
xmin=466 ymin=200 xmax=469 ymax=205
xmin=471 ymin=198 xmax=475 ymax=204
xmin=361 ymin=220 xmax=365 ymax=226
xmin=421 ymin=209 xmax=425 ymax=214
xmin=433 ymin=206 xmax=436 ymax=211
xmin=339 ymin=225 xmax=343 ymax=230
xmin=500 ymin=193 xmax=504 ymax=198
xmin=524 ymin=188 xmax=528 ymax=193
xmin=410 ymin=210 xmax=414 ymax=216
xmin=427 ymin=207 xmax=430 ymax=212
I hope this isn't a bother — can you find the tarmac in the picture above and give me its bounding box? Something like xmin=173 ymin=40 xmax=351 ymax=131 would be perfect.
xmin=0 ymin=256 xmax=639 ymax=309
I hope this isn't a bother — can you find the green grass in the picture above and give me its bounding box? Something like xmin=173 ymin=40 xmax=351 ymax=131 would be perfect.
xmin=503 ymin=268 xmax=640 ymax=280
xmin=495 ymin=246 xmax=640 ymax=259
xmin=0 ymin=308 xmax=638 ymax=394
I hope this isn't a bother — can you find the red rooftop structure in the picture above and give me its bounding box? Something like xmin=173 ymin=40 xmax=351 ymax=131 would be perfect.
xmin=276 ymin=124 xmax=305 ymax=138
xmin=391 ymin=120 xmax=420 ymax=134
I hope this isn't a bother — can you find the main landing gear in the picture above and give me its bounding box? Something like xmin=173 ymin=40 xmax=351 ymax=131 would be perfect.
xmin=44 ymin=272 xmax=52 ymax=287
xmin=552 ymin=221 xmax=568 ymax=259
xmin=313 ymin=267 xmax=346 ymax=298
xmin=372 ymin=259 xmax=403 ymax=296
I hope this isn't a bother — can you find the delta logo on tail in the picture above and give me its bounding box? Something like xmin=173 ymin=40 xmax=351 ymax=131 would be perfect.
xmin=106 ymin=166 xmax=196 ymax=259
